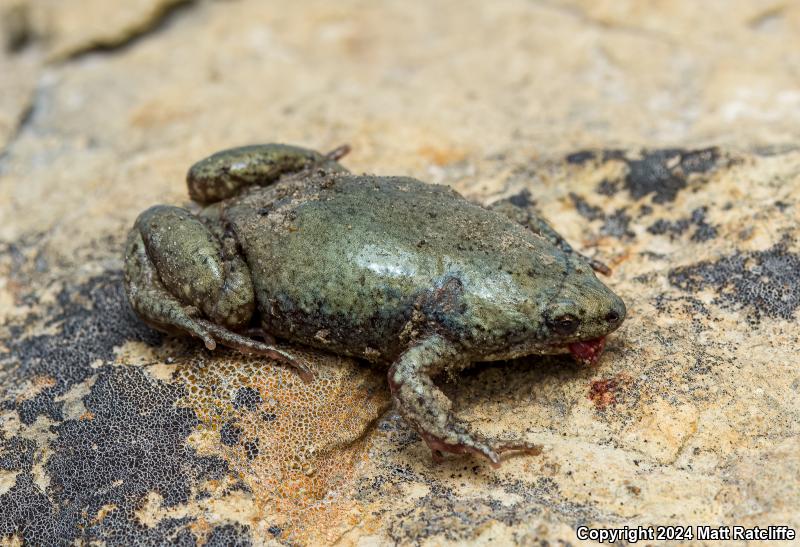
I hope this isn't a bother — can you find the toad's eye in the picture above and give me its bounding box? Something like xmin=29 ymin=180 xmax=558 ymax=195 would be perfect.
xmin=547 ymin=314 xmax=580 ymax=335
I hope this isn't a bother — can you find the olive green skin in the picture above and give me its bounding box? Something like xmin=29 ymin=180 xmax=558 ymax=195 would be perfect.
xmin=223 ymin=173 xmax=621 ymax=364
xmin=124 ymin=144 xmax=626 ymax=466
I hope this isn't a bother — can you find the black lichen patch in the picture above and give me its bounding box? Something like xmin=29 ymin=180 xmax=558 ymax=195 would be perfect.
xmin=669 ymin=240 xmax=800 ymax=322
xmin=624 ymin=148 xmax=719 ymax=204
xmin=379 ymin=468 xmax=604 ymax=544
xmin=565 ymin=147 xmax=721 ymax=204
xmin=3 ymin=271 xmax=162 ymax=424
xmin=569 ymin=193 xmax=635 ymax=240
xmin=244 ymin=438 xmax=260 ymax=460
xmin=358 ymin=446 xmax=607 ymax=544
xmin=647 ymin=207 xmax=718 ymax=242
xmin=0 ymin=366 xmax=242 ymax=545
xmin=86 ymin=511 xmax=198 ymax=547
xmin=220 ymin=422 xmax=243 ymax=446
xmin=61 ymin=367 xmax=228 ymax=539
xmin=233 ymin=386 xmax=262 ymax=411
xmin=0 ymin=232 xmax=49 ymax=308
xmin=565 ymin=150 xmax=596 ymax=165
xmin=565 ymin=149 xmax=625 ymax=165
xmin=507 ymin=188 xmax=535 ymax=208
xmin=1 ymin=234 xmax=234 ymax=543
xmin=48 ymin=366 xmax=226 ymax=507
xmin=600 ymin=209 xmax=635 ymax=240
xmin=652 ymin=294 xmax=714 ymax=338
xmin=653 ymin=294 xmax=711 ymax=320
xmin=0 ymin=436 xmax=36 ymax=471
xmin=494 ymin=477 xmax=603 ymax=527
xmin=569 ymin=193 xmax=604 ymax=222
xmin=690 ymin=220 xmax=718 ymax=243
xmin=596 ymin=178 xmax=620 ymax=196
xmin=567 ymin=147 xmax=724 ymax=240
xmin=0 ymin=473 xmax=68 ymax=545
xmin=16 ymin=391 xmax=63 ymax=425
xmin=387 ymin=482 xmax=506 ymax=543
xmin=206 ymin=523 xmax=253 ymax=547
xmin=0 ymin=262 xmax=255 ymax=545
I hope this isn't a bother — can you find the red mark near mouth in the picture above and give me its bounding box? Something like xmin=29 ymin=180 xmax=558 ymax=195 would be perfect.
xmin=568 ymin=336 xmax=606 ymax=366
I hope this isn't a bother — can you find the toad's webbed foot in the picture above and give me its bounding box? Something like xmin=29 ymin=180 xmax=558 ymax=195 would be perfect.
xmin=389 ymin=336 xmax=541 ymax=467
xmin=124 ymin=205 xmax=312 ymax=381
xmin=421 ymin=426 xmax=543 ymax=467
xmin=490 ymin=191 xmax=612 ymax=275
xmin=187 ymin=143 xmax=351 ymax=204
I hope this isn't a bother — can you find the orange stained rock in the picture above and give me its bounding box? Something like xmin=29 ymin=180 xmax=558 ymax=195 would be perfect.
xmin=175 ymin=348 xmax=390 ymax=544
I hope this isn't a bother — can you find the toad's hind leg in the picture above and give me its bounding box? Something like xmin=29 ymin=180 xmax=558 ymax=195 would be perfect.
xmin=124 ymin=205 xmax=312 ymax=380
xmin=389 ymin=335 xmax=541 ymax=467
xmin=490 ymin=192 xmax=612 ymax=275
xmin=187 ymin=143 xmax=351 ymax=204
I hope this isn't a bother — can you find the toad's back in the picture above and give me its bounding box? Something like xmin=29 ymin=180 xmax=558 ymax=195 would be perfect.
xmin=223 ymin=175 xmax=565 ymax=362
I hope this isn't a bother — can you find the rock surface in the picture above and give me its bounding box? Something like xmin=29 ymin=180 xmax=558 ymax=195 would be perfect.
xmin=1 ymin=0 xmax=799 ymax=545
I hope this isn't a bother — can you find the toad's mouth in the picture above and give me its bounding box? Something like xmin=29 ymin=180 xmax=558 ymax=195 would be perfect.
xmin=567 ymin=336 xmax=606 ymax=366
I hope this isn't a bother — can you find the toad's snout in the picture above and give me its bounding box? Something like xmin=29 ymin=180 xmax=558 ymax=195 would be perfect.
xmin=604 ymin=293 xmax=626 ymax=329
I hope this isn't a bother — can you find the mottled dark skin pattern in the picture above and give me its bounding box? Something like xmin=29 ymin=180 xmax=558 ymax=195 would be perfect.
xmin=124 ymin=144 xmax=626 ymax=466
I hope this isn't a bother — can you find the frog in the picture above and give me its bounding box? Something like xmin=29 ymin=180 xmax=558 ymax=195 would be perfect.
xmin=124 ymin=143 xmax=626 ymax=466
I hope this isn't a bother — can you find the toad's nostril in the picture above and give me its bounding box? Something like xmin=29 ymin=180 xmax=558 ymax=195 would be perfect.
xmin=605 ymin=310 xmax=620 ymax=323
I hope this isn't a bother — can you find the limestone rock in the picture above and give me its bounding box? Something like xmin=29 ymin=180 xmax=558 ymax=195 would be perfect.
xmin=2 ymin=0 xmax=192 ymax=60
xmin=1 ymin=0 xmax=798 ymax=545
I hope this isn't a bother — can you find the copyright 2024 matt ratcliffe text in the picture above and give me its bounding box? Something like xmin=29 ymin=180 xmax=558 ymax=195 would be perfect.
xmin=576 ymin=524 xmax=796 ymax=543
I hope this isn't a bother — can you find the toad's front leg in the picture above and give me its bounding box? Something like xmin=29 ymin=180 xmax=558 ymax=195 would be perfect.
xmin=489 ymin=193 xmax=611 ymax=275
xmin=388 ymin=335 xmax=540 ymax=467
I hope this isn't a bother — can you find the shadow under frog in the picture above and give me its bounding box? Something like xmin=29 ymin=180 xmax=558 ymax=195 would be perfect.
xmin=124 ymin=143 xmax=626 ymax=466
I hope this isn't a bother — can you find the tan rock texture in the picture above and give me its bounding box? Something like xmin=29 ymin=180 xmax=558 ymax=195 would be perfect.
xmin=1 ymin=0 xmax=798 ymax=545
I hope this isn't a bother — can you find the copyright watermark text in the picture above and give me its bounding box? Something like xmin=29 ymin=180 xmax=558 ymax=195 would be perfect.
xmin=576 ymin=525 xmax=796 ymax=543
